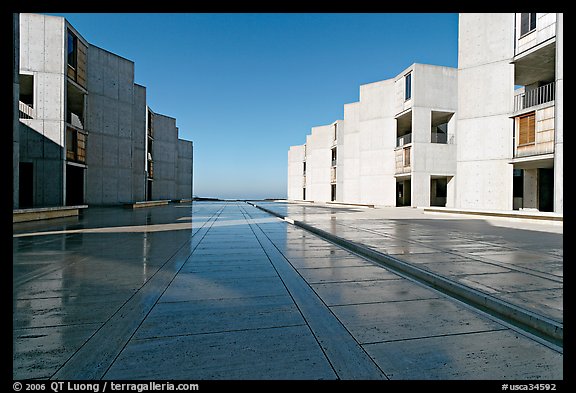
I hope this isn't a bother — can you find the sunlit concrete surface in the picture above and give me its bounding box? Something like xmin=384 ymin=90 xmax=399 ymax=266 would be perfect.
xmin=252 ymin=201 xmax=563 ymax=327
xmin=13 ymin=202 xmax=562 ymax=380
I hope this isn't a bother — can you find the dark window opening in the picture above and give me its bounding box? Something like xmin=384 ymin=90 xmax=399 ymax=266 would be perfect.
xmin=66 ymin=164 xmax=85 ymax=206
xmin=331 ymin=184 xmax=336 ymax=202
xmin=67 ymin=30 xmax=77 ymax=69
xmin=520 ymin=13 xmax=537 ymax=36
xmin=405 ymin=73 xmax=412 ymax=101
xmin=303 ymin=188 xmax=306 ymax=200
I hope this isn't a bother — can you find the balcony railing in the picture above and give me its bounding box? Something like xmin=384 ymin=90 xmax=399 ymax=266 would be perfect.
xmin=396 ymin=133 xmax=412 ymax=147
xmin=331 ymin=159 xmax=337 ymax=167
xmin=148 ymin=160 xmax=154 ymax=179
xmin=514 ymin=82 xmax=555 ymax=112
xmin=18 ymin=101 xmax=34 ymax=119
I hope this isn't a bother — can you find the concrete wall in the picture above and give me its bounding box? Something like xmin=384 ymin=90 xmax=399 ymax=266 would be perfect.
xmin=456 ymin=13 xmax=515 ymax=210
xmin=341 ymin=102 xmax=361 ymax=203
xmin=409 ymin=64 xmax=458 ymax=207
xmin=85 ymin=45 xmax=142 ymax=205
xmin=18 ymin=13 xmax=66 ymax=207
xmin=287 ymin=144 xmax=305 ymax=200
xmin=152 ymin=113 xmax=178 ymax=200
xmin=132 ymin=84 xmax=147 ymax=202
xmin=358 ymin=79 xmax=396 ymax=206
xmin=176 ymin=139 xmax=193 ymax=199
xmin=13 ymin=13 xmax=19 ymax=209
xmin=305 ymin=125 xmax=332 ymax=202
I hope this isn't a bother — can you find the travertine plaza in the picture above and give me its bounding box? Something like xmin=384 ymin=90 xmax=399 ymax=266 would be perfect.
xmin=288 ymin=13 xmax=562 ymax=215
xmin=12 ymin=13 xmax=563 ymax=381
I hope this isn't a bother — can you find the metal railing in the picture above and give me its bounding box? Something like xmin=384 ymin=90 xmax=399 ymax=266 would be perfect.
xmin=18 ymin=101 xmax=34 ymax=119
xmin=514 ymin=82 xmax=555 ymax=112
xmin=396 ymin=133 xmax=412 ymax=147
xmin=331 ymin=159 xmax=337 ymax=167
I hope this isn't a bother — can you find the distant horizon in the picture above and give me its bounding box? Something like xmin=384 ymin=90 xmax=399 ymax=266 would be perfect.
xmin=46 ymin=13 xmax=459 ymax=200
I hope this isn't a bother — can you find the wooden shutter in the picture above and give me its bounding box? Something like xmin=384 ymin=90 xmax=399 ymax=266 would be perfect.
xmin=518 ymin=113 xmax=535 ymax=145
xmin=76 ymin=41 xmax=87 ymax=88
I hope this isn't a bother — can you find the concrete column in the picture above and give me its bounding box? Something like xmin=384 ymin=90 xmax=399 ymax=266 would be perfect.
xmin=411 ymin=172 xmax=430 ymax=207
xmin=523 ymin=169 xmax=538 ymax=209
xmin=554 ymin=13 xmax=563 ymax=213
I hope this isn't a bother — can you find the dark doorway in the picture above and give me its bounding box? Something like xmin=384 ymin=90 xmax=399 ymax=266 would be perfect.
xmin=331 ymin=184 xmax=336 ymax=202
xmin=19 ymin=162 xmax=34 ymax=208
xmin=147 ymin=180 xmax=153 ymax=201
xmin=396 ymin=180 xmax=411 ymax=207
xmin=66 ymin=165 xmax=84 ymax=206
xmin=538 ymin=168 xmax=554 ymax=212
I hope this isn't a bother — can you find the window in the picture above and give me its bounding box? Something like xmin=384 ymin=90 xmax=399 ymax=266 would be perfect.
xmin=303 ymin=162 xmax=306 ymax=175
xmin=520 ymin=13 xmax=537 ymax=36
xmin=405 ymin=73 xmax=412 ymax=101
xmin=67 ymin=30 xmax=77 ymax=69
xmin=518 ymin=112 xmax=535 ymax=145
xmin=331 ymin=148 xmax=337 ymax=167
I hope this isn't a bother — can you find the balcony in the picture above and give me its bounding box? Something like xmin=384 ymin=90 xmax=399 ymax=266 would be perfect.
xmin=514 ymin=82 xmax=555 ymax=112
xmin=18 ymin=101 xmax=34 ymax=119
xmin=66 ymin=128 xmax=86 ymax=164
xmin=396 ymin=133 xmax=412 ymax=148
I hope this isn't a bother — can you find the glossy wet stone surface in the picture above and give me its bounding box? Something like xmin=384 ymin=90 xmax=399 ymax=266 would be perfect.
xmin=253 ymin=201 xmax=564 ymax=324
xmin=13 ymin=202 xmax=563 ymax=380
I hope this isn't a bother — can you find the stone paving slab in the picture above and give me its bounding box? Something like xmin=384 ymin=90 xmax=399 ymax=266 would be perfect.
xmin=363 ymin=329 xmax=562 ymax=380
xmin=104 ymin=325 xmax=338 ymax=380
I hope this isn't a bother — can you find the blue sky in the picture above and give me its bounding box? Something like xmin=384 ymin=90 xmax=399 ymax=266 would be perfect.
xmin=50 ymin=13 xmax=459 ymax=199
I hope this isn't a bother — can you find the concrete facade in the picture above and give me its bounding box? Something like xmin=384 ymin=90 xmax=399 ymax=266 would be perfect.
xmin=85 ymin=45 xmax=147 ymax=205
xmin=458 ymin=13 xmax=562 ymax=213
xmin=289 ymin=63 xmax=458 ymax=208
xmin=288 ymin=13 xmax=562 ymax=214
xmin=14 ymin=13 xmax=193 ymax=208
xmin=287 ymin=144 xmax=306 ymax=201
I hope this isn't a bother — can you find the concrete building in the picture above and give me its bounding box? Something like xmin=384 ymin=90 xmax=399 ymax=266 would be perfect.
xmin=288 ymin=63 xmax=458 ymax=208
xmin=288 ymin=13 xmax=562 ymax=214
xmin=456 ymin=13 xmax=562 ymax=213
xmin=15 ymin=13 xmax=193 ymax=209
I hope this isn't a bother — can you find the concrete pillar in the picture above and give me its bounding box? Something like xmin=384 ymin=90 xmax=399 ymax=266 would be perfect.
xmin=411 ymin=172 xmax=430 ymax=207
xmin=523 ymin=169 xmax=538 ymax=209
xmin=554 ymin=13 xmax=563 ymax=213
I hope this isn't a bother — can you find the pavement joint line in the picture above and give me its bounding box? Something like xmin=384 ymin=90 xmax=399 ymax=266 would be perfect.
xmin=50 ymin=207 xmax=225 ymax=380
xmin=359 ymin=327 xmax=511 ymax=346
xmin=240 ymin=204 xmax=388 ymax=380
xmin=247 ymin=202 xmax=563 ymax=348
